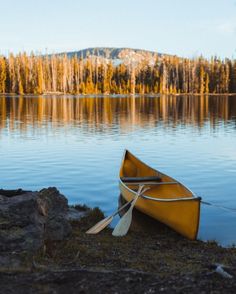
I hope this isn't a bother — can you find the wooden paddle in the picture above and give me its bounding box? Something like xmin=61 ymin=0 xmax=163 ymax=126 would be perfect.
xmin=112 ymin=185 xmax=149 ymax=237
xmin=86 ymin=198 xmax=134 ymax=234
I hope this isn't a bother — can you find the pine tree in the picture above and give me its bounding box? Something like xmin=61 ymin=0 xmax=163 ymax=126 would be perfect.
xmin=0 ymin=57 xmax=7 ymax=93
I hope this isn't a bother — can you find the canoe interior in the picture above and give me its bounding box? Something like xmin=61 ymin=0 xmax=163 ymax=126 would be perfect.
xmin=120 ymin=150 xmax=193 ymax=200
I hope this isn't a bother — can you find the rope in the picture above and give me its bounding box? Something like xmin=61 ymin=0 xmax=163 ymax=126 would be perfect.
xmin=201 ymin=200 xmax=236 ymax=212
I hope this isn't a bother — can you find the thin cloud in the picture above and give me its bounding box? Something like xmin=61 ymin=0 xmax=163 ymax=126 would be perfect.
xmin=216 ymin=21 xmax=236 ymax=35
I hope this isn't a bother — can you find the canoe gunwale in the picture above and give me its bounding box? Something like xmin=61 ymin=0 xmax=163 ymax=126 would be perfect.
xmin=141 ymin=194 xmax=201 ymax=202
xmin=119 ymin=179 xmax=201 ymax=202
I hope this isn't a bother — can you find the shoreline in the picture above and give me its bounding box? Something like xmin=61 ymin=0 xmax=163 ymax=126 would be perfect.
xmin=1 ymin=199 xmax=236 ymax=293
xmin=1 ymin=92 xmax=236 ymax=98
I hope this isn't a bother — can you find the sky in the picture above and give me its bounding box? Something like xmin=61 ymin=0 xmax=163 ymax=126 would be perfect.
xmin=0 ymin=0 xmax=236 ymax=59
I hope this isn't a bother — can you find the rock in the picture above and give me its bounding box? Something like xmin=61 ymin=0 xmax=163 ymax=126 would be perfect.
xmin=37 ymin=187 xmax=72 ymax=241
xmin=66 ymin=207 xmax=89 ymax=221
xmin=37 ymin=187 xmax=68 ymax=216
xmin=45 ymin=214 xmax=72 ymax=241
xmin=0 ymin=191 xmax=44 ymax=253
xmin=0 ymin=187 xmax=72 ymax=256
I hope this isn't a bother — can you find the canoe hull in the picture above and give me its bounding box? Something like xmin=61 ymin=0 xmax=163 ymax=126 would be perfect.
xmin=119 ymin=150 xmax=201 ymax=240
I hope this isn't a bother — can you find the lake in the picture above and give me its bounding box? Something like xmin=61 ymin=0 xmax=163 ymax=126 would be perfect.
xmin=0 ymin=94 xmax=236 ymax=246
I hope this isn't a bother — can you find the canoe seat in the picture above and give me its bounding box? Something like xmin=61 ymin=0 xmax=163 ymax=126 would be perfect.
xmin=121 ymin=176 xmax=162 ymax=183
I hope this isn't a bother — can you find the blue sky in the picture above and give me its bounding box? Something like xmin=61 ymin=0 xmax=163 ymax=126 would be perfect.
xmin=0 ymin=0 xmax=236 ymax=58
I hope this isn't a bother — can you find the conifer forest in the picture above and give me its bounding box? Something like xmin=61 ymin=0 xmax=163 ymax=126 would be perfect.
xmin=0 ymin=52 xmax=236 ymax=95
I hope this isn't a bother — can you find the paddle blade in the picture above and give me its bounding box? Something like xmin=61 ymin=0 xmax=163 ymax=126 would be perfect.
xmin=112 ymin=208 xmax=133 ymax=237
xmin=112 ymin=186 xmax=146 ymax=237
xmin=86 ymin=216 xmax=113 ymax=234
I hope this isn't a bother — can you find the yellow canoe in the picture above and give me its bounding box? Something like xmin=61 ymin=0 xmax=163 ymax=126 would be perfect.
xmin=119 ymin=150 xmax=201 ymax=240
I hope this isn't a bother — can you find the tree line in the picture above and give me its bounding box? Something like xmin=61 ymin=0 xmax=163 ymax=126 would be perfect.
xmin=0 ymin=52 xmax=236 ymax=95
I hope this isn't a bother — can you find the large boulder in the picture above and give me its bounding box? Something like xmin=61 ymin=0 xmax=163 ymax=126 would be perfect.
xmin=37 ymin=187 xmax=71 ymax=241
xmin=0 ymin=187 xmax=72 ymax=254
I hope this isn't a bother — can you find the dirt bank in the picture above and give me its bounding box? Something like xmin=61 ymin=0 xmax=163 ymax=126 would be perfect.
xmin=0 ymin=203 xmax=236 ymax=293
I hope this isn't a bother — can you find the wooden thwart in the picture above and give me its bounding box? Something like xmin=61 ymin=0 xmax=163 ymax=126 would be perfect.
xmin=124 ymin=181 xmax=179 ymax=186
xmin=120 ymin=176 xmax=162 ymax=183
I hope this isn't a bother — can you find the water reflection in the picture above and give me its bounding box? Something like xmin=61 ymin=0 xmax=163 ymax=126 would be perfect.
xmin=0 ymin=95 xmax=236 ymax=133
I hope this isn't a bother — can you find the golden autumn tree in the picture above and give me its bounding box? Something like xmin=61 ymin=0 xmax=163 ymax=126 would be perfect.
xmin=0 ymin=57 xmax=7 ymax=93
xmin=0 ymin=50 xmax=235 ymax=95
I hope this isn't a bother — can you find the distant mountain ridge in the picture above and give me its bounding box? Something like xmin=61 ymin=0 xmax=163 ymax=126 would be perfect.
xmin=57 ymin=47 xmax=165 ymax=66
xmin=60 ymin=47 xmax=162 ymax=59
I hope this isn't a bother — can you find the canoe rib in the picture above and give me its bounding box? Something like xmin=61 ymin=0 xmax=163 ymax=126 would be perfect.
xmin=119 ymin=150 xmax=201 ymax=240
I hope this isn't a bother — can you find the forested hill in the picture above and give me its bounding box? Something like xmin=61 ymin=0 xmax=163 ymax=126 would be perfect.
xmin=0 ymin=48 xmax=236 ymax=95
xmin=60 ymin=47 xmax=162 ymax=61
xmin=57 ymin=47 xmax=164 ymax=67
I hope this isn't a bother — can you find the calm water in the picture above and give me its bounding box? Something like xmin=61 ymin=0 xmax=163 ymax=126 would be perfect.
xmin=0 ymin=94 xmax=236 ymax=246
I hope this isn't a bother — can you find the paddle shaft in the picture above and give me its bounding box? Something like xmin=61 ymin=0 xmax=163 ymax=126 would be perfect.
xmin=111 ymin=198 xmax=134 ymax=218
xmin=86 ymin=197 xmax=135 ymax=234
xmin=86 ymin=185 xmax=150 ymax=235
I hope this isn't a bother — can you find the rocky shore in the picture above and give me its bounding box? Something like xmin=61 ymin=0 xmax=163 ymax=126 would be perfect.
xmin=0 ymin=188 xmax=236 ymax=293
